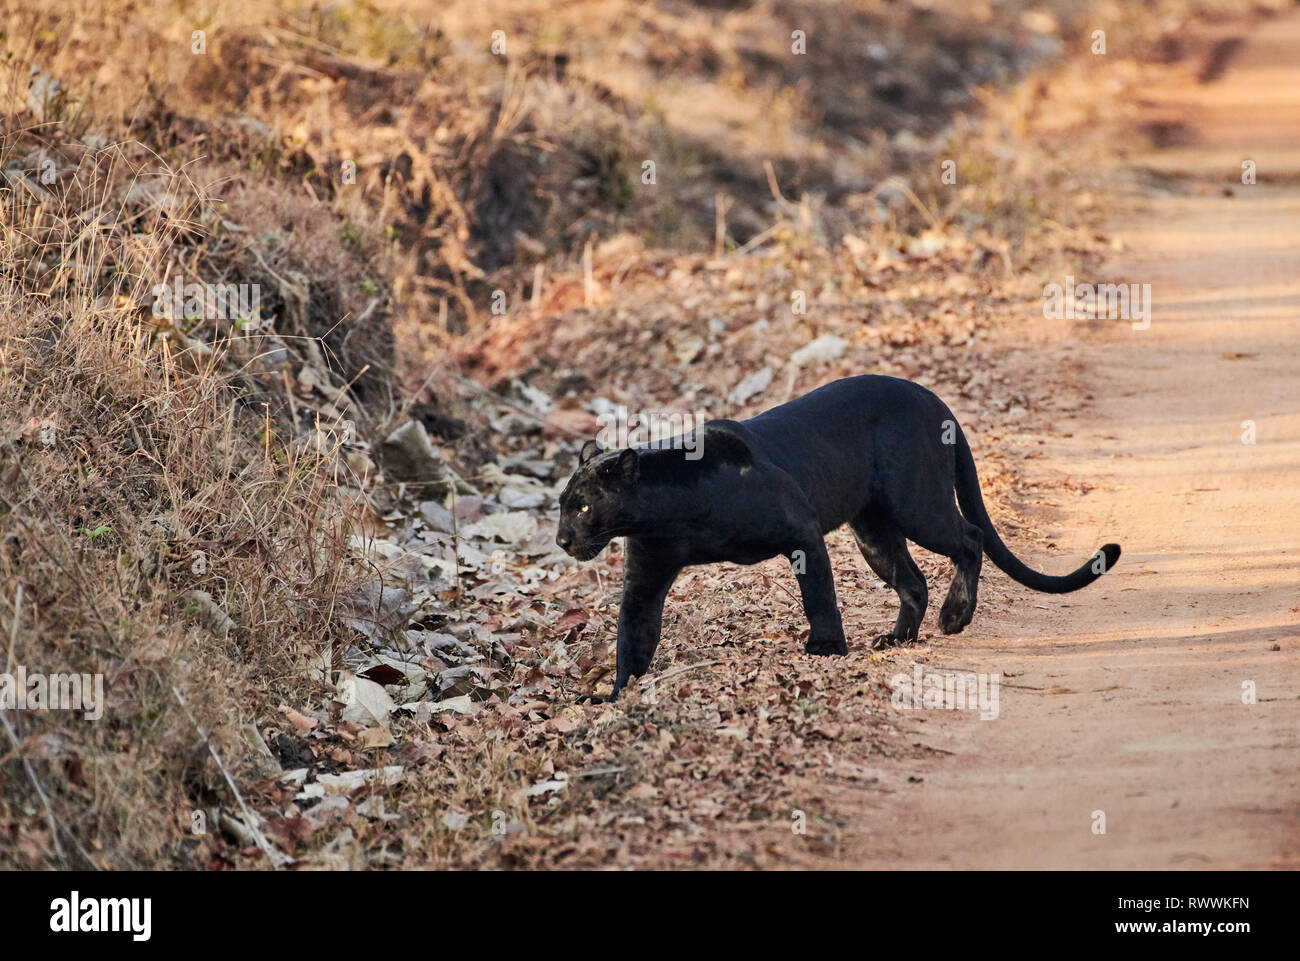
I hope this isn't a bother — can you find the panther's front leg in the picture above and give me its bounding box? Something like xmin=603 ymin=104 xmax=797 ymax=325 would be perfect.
xmin=600 ymin=538 xmax=681 ymax=701
xmin=790 ymin=533 xmax=848 ymax=656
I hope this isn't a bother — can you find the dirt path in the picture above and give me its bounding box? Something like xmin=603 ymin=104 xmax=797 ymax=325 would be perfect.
xmin=844 ymin=12 xmax=1300 ymax=869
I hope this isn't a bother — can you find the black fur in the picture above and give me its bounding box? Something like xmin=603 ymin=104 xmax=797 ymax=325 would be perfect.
xmin=556 ymin=375 xmax=1120 ymax=701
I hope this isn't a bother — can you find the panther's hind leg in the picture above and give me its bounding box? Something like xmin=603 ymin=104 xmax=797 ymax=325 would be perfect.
xmin=936 ymin=522 xmax=982 ymax=634
xmin=895 ymin=509 xmax=983 ymax=636
xmin=850 ymin=514 xmax=928 ymax=647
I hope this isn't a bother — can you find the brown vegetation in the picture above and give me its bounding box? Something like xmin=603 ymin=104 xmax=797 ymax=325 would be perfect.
xmin=1 ymin=0 xmax=1271 ymax=867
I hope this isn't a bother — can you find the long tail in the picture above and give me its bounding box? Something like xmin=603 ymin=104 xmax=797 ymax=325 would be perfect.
xmin=953 ymin=426 xmax=1120 ymax=593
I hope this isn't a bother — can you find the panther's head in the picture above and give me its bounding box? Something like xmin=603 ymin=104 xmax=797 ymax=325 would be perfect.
xmin=556 ymin=442 xmax=639 ymax=560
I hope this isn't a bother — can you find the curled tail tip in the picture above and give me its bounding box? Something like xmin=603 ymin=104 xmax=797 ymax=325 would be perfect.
xmin=1099 ymin=542 xmax=1121 ymax=570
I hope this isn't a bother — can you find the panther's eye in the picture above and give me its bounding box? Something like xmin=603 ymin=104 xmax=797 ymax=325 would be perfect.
xmin=579 ymin=504 xmax=590 ymax=514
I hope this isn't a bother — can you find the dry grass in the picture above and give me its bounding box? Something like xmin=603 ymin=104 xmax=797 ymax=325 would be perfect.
xmin=0 ymin=124 xmax=370 ymax=867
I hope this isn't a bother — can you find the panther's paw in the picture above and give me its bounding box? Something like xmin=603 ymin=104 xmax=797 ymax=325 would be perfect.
xmin=869 ymin=632 xmax=902 ymax=651
xmin=938 ymin=606 xmax=972 ymax=635
xmin=870 ymin=631 xmax=921 ymax=650
xmin=805 ymin=634 xmax=849 ymax=656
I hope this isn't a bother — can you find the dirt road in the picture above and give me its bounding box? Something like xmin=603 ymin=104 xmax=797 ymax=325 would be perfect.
xmin=849 ymin=13 xmax=1300 ymax=868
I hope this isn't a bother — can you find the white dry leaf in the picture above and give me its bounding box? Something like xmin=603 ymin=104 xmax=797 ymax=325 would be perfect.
xmin=187 ymin=589 xmax=234 ymax=638
xmin=522 ymin=773 xmax=569 ymax=798
xmin=364 ymin=538 xmax=407 ymax=562
xmin=306 ymin=645 xmax=333 ymax=684
xmin=296 ymin=364 xmax=321 ymax=395
xmin=419 ymin=553 xmax=459 ymax=580
xmin=467 ymin=579 xmax=523 ymax=599
xmin=514 ymin=380 xmax=554 ymax=415
xmin=904 ymin=228 xmax=950 ymax=258
xmin=359 ymin=651 xmax=429 ymax=703
xmin=26 ymin=74 xmax=65 ymax=122
xmin=371 ymin=650 xmax=429 ymax=680
xmin=406 ymin=630 xmax=468 ymax=657
xmin=336 ymin=671 xmax=397 ymax=728
xmin=337 ymin=581 xmax=417 ymax=643
xmin=357 ymin=726 xmax=395 ymax=749
xmin=460 ymin=511 xmax=539 ymax=544
xmin=453 ymin=541 xmax=490 ymax=571
xmin=304 ymin=796 xmax=350 ymax=829
xmin=442 ymin=811 xmax=470 ymax=831
xmin=540 ymin=640 xmax=572 ymax=675
xmin=316 ymin=766 xmax=405 ymax=795
xmin=428 ymin=694 xmax=475 ymax=715
xmin=499 ymin=454 xmax=554 ymax=480
xmin=519 ymin=527 xmax=563 ymax=556
xmin=475 ymin=462 xmax=515 ymax=487
xmin=728 ymin=366 xmax=773 ymax=405
xmin=356 ymin=796 xmax=400 ymax=822
xmin=518 ymin=565 xmax=553 ymax=585
xmin=842 ymin=233 xmax=873 ymax=261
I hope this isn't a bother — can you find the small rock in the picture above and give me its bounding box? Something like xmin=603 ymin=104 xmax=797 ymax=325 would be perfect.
xmin=499 ymin=487 xmax=546 ymax=510
xmin=453 ymin=495 xmax=483 ymax=522
xmin=419 ymin=500 xmax=456 ymax=533
xmin=378 ymin=420 xmax=449 ymax=488
xmin=791 ymin=335 xmax=848 ymax=368
xmin=499 ymin=454 xmax=555 ymax=480
xmin=490 ymin=412 xmax=540 ymax=436
xmin=590 ymin=397 xmax=620 ymax=420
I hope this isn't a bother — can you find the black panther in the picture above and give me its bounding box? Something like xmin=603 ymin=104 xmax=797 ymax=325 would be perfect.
xmin=556 ymin=376 xmax=1120 ymax=701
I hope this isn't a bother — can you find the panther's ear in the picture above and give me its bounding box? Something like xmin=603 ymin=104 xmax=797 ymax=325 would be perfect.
xmin=701 ymin=422 xmax=753 ymax=468
xmin=599 ymin=447 xmax=639 ymax=486
xmin=579 ymin=439 xmax=603 ymax=465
